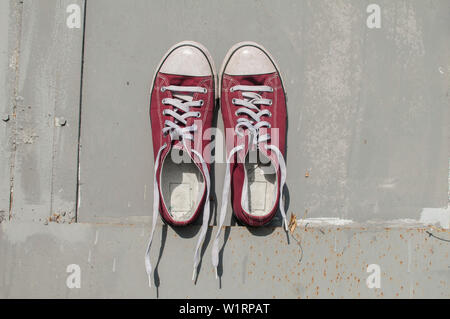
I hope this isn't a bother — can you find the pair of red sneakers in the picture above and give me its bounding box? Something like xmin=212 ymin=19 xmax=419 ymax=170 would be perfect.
xmin=145 ymin=41 xmax=288 ymax=286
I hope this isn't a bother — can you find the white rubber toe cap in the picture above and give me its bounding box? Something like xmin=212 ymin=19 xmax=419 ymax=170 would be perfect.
xmin=160 ymin=45 xmax=212 ymax=76
xmin=224 ymin=45 xmax=276 ymax=75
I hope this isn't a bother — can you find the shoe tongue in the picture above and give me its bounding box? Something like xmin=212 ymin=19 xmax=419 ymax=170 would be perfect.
xmin=237 ymin=142 xmax=279 ymax=171
xmin=236 ymin=136 xmax=253 ymax=162
xmin=172 ymin=93 xmax=194 ymax=102
xmin=245 ymin=149 xmax=276 ymax=175
xmin=228 ymin=74 xmax=273 ymax=86
xmin=172 ymin=142 xmax=183 ymax=151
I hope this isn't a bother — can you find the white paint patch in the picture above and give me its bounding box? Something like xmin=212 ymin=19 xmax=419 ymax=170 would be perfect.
xmin=419 ymin=208 xmax=450 ymax=229
xmin=297 ymin=217 xmax=354 ymax=226
xmin=378 ymin=178 xmax=397 ymax=189
xmin=295 ymin=215 xmax=450 ymax=229
xmin=77 ymin=187 xmax=81 ymax=210
xmin=379 ymin=183 xmax=396 ymax=189
xmin=77 ymin=162 xmax=81 ymax=210
xmin=374 ymin=218 xmax=424 ymax=227
xmin=9 ymin=54 xmax=17 ymax=69
xmin=94 ymin=230 xmax=99 ymax=245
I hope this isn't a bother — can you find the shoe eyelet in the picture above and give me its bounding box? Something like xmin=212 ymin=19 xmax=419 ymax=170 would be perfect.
xmin=268 ymin=112 xmax=272 ymax=117
xmin=203 ymin=88 xmax=207 ymax=94
xmin=268 ymin=100 xmax=273 ymax=106
xmin=269 ymin=87 xmax=274 ymax=92
xmin=235 ymin=111 xmax=239 ymax=116
xmin=161 ymin=87 xmax=166 ymax=92
xmin=199 ymin=100 xmax=204 ymax=106
xmin=196 ymin=112 xmax=201 ymax=118
xmin=232 ymin=98 xmax=237 ymax=104
xmin=162 ymin=98 xmax=167 ymax=104
xmin=230 ymin=87 xmax=235 ymax=93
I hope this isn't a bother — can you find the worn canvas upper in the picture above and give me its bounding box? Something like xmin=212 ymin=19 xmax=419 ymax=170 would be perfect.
xmin=150 ymin=73 xmax=215 ymax=225
xmin=221 ymin=72 xmax=287 ymax=226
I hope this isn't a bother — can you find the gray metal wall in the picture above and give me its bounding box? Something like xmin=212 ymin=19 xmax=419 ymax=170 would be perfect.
xmin=0 ymin=0 xmax=449 ymax=298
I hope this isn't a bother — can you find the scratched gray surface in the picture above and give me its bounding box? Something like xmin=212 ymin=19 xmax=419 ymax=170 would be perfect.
xmin=0 ymin=0 xmax=449 ymax=299
xmin=8 ymin=0 xmax=84 ymax=223
xmin=79 ymin=0 xmax=449 ymax=224
xmin=0 ymin=0 xmax=11 ymax=221
xmin=0 ymin=222 xmax=449 ymax=298
xmin=0 ymin=0 xmax=19 ymax=223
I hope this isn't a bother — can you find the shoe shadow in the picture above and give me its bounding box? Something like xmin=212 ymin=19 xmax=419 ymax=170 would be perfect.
xmin=275 ymin=180 xmax=291 ymax=245
xmin=172 ymin=224 xmax=200 ymax=238
xmin=171 ymin=223 xmax=214 ymax=284
xmin=154 ymin=224 xmax=168 ymax=298
xmin=193 ymin=225 xmax=213 ymax=285
xmin=210 ymin=96 xmax=220 ymax=225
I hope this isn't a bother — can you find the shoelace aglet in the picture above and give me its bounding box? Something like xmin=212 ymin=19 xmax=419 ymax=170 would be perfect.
xmin=192 ymin=268 xmax=197 ymax=282
xmin=215 ymin=267 xmax=218 ymax=280
xmin=148 ymin=275 xmax=152 ymax=288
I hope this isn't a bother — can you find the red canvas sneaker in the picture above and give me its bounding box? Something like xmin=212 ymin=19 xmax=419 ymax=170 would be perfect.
xmin=212 ymin=42 xmax=288 ymax=277
xmin=145 ymin=41 xmax=216 ymax=286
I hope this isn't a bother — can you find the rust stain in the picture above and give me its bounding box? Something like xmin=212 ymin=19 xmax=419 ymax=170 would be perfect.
xmin=288 ymin=213 xmax=297 ymax=233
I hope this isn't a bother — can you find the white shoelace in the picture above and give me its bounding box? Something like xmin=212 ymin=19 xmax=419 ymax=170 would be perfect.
xmin=145 ymin=85 xmax=210 ymax=287
xmin=211 ymin=85 xmax=287 ymax=278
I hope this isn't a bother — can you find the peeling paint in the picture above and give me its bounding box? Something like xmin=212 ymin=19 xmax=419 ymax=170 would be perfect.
xmin=420 ymin=208 xmax=450 ymax=229
xmin=297 ymin=218 xmax=354 ymax=226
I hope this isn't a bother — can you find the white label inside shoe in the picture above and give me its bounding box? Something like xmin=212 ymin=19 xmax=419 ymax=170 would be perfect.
xmin=169 ymin=183 xmax=191 ymax=213
xmin=249 ymin=181 xmax=267 ymax=211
